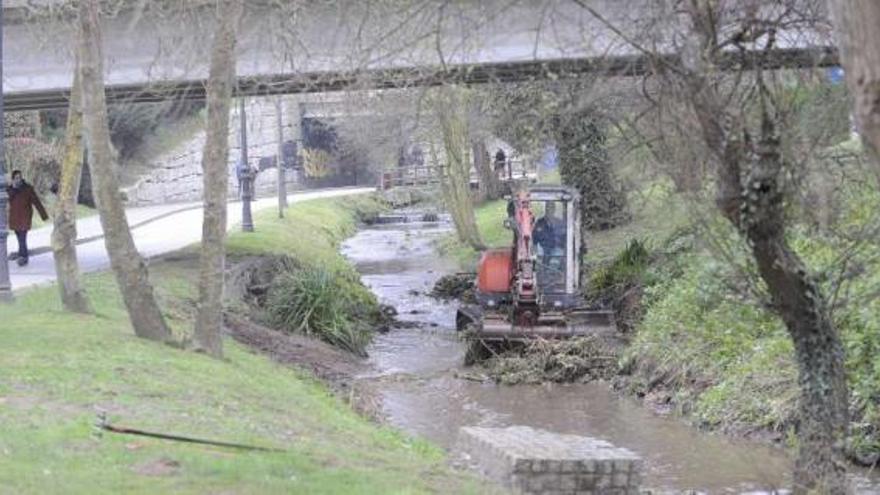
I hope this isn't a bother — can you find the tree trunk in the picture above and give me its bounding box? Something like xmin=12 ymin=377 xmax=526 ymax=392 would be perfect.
xmin=193 ymin=0 xmax=242 ymax=358
xmin=740 ymin=122 xmax=848 ymax=494
xmin=829 ymin=0 xmax=880 ymax=170
xmin=474 ymin=139 xmax=503 ymax=202
xmin=434 ymin=90 xmax=484 ymax=250
xmin=78 ymin=0 xmax=172 ymax=343
xmin=51 ymin=63 xmax=91 ymax=314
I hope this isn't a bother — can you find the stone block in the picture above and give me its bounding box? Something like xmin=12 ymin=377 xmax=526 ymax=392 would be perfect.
xmin=575 ymin=474 xmax=595 ymax=491
xmin=560 ymin=474 xmax=577 ymax=490
xmin=458 ymin=426 xmax=642 ymax=495
xmin=613 ymin=459 xmax=632 ymax=473
xmin=612 ymin=472 xmax=629 ymax=488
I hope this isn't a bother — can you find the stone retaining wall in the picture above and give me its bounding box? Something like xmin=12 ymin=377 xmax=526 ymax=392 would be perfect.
xmin=122 ymin=98 xmax=300 ymax=206
xmin=459 ymin=426 xmax=642 ymax=495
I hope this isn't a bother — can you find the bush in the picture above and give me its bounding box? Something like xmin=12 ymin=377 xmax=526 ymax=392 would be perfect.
xmin=265 ymin=266 xmax=372 ymax=356
xmin=589 ymin=238 xmax=651 ymax=293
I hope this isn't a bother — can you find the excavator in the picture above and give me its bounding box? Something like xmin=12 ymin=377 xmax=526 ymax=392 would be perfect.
xmin=455 ymin=185 xmax=616 ymax=363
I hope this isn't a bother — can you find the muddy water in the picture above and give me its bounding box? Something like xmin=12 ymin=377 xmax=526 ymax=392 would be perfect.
xmin=342 ymin=219 xmax=879 ymax=494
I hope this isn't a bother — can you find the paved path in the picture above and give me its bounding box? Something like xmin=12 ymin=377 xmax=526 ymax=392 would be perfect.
xmin=9 ymin=187 xmax=375 ymax=292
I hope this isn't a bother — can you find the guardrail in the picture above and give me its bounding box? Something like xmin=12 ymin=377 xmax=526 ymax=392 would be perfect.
xmin=380 ymin=159 xmax=537 ymax=190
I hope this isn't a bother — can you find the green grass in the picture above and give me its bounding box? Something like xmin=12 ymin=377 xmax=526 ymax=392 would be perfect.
xmin=437 ymin=200 xmax=509 ymax=268
xmin=0 ymin=195 xmax=489 ymax=494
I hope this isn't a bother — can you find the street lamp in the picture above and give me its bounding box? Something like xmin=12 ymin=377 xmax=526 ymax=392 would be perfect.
xmin=239 ymin=98 xmax=254 ymax=232
xmin=0 ymin=0 xmax=13 ymax=301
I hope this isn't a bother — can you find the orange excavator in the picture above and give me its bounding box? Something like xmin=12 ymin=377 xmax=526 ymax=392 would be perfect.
xmin=456 ymin=185 xmax=615 ymax=363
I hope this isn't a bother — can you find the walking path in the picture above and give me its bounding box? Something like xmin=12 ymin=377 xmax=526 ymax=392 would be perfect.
xmin=9 ymin=187 xmax=375 ymax=292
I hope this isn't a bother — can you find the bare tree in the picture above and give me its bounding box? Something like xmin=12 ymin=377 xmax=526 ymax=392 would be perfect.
xmin=431 ymin=87 xmax=484 ymax=250
xmin=78 ymin=0 xmax=172 ymax=343
xmin=51 ymin=60 xmax=91 ymax=314
xmin=193 ymin=0 xmax=243 ymax=358
xmin=829 ymin=0 xmax=880 ymax=169
xmin=659 ymin=3 xmax=847 ymax=492
xmin=571 ymin=0 xmax=851 ymax=491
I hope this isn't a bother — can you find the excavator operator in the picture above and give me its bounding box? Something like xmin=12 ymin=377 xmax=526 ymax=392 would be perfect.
xmin=533 ymin=202 xmax=566 ymax=286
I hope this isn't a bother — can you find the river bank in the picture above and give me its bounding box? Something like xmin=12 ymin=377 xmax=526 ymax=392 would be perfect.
xmin=0 ymin=195 xmax=492 ymax=494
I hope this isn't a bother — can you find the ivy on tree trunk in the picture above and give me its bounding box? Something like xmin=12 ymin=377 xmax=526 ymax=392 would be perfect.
xmin=556 ymin=116 xmax=628 ymax=231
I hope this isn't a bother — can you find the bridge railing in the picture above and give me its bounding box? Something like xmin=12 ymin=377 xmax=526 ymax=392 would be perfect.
xmin=379 ymin=158 xmax=538 ymax=190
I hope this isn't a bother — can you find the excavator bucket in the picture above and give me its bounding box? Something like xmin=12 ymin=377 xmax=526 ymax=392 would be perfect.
xmin=473 ymin=308 xmax=616 ymax=342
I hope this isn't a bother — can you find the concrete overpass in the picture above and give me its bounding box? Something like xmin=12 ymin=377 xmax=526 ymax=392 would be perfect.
xmin=4 ymin=0 xmax=838 ymax=111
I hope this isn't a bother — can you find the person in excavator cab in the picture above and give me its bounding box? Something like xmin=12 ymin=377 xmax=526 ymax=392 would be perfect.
xmin=533 ymin=201 xmax=567 ymax=287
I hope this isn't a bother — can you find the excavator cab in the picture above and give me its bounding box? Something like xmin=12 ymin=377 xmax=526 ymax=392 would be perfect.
xmin=529 ymin=188 xmax=578 ymax=299
xmin=457 ymin=185 xmax=615 ymax=362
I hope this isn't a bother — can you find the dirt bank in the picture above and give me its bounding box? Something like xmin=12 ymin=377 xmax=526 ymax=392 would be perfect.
xmin=225 ymin=314 xmax=385 ymax=421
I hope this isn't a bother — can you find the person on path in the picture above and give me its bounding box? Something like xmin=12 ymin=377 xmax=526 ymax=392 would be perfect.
xmin=235 ymin=158 xmax=248 ymax=199
xmin=7 ymin=170 xmax=48 ymax=266
xmin=494 ymin=148 xmax=507 ymax=179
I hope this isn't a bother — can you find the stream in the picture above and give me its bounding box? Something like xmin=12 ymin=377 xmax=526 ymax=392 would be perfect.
xmin=341 ymin=216 xmax=880 ymax=494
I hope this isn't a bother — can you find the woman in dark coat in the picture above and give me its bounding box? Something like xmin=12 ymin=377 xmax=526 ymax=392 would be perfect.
xmin=8 ymin=170 xmax=48 ymax=266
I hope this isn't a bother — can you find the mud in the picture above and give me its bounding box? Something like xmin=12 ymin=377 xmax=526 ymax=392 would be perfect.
xmin=225 ymin=314 xmax=385 ymax=420
xmin=430 ymin=273 xmax=476 ymax=302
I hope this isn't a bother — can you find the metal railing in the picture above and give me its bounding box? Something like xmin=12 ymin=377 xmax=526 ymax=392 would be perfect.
xmin=380 ymin=159 xmax=537 ymax=190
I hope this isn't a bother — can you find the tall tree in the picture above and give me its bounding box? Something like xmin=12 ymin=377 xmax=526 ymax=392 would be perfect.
xmin=578 ymin=1 xmax=850 ymax=491
xmin=472 ymin=139 xmax=502 ymax=202
xmin=78 ymin=0 xmax=172 ymax=342
xmin=829 ymin=0 xmax=880 ymax=169
xmin=677 ymin=4 xmax=847 ymax=493
xmin=432 ymin=88 xmax=484 ymax=250
xmin=193 ymin=0 xmax=243 ymax=358
xmin=51 ymin=61 xmax=91 ymax=313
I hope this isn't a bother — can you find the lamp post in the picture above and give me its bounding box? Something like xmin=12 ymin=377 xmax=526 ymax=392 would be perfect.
xmin=275 ymin=97 xmax=287 ymax=218
xmin=0 ymin=0 xmax=13 ymax=301
xmin=239 ymin=98 xmax=254 ymax=232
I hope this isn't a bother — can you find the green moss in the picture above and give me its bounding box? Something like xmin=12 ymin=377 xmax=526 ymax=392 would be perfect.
xmin=0 ymin=195 xmax=489 ymax=494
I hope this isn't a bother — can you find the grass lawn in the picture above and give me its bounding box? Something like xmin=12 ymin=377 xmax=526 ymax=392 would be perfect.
xmin=0 ymin=195 xmax=491 ymax=495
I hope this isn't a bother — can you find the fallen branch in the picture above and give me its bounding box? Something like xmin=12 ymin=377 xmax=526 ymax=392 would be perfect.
xmin=95 ymin=413 xmax=286 ymax=453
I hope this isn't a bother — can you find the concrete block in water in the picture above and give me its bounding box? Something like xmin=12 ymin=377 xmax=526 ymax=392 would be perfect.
xmin=459 ymin=425 xmax=642 ymax=495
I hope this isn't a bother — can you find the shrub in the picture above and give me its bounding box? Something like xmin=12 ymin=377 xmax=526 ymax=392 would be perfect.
xmin=265 ymin=266 xmax=371 ymax=356
xmin=589 ymin=238 xmax=651 ymax=293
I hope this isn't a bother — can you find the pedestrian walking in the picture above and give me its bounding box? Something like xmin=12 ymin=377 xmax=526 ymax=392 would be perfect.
xmin=235 ymin=158 xmax=249 ymax=199
xmin=494 ymin=148 xmax=507 ymax=179
xmin=7 ymin=170 xmax=48 ymax=266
